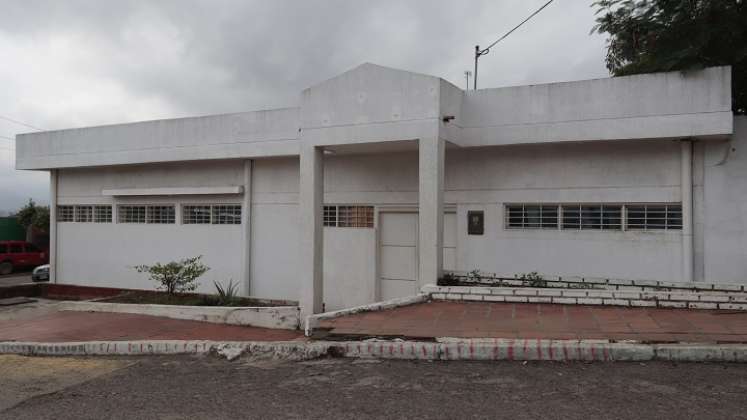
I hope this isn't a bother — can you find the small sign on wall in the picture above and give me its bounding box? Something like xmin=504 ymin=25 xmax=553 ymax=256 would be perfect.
xmin=468 ymin=210 xmax=484 ymax=235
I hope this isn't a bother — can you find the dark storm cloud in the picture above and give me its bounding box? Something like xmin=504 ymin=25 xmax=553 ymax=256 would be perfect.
xmin=0 ymin=0 xmax=610 ymax=211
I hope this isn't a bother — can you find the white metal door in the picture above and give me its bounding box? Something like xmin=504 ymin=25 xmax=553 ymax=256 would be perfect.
xmin=379 ymin=212 xmax=419 ymax=300
xmin=379 ymin=211 xmax=456 ymax=301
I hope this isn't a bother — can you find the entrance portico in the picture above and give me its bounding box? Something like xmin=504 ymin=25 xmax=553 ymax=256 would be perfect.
xmin=298 ymin=137 xmax=447 ymax=318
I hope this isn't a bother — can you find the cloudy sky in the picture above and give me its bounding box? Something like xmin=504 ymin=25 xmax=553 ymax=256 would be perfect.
xmin=0 ymin=0 xmax=610 ymax=213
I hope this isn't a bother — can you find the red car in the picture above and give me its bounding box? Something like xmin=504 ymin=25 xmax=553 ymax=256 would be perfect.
xmin=0 ymin=241 xmax=48 ymax=275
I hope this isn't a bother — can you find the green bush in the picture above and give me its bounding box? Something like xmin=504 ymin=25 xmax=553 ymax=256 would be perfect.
xmin=517 ymin=271 xmax=546 ymax=288
xmin=133 ymin=256 xmax=209 ymax=295
xmin=213 ymin=279 xmax=239 ymax=305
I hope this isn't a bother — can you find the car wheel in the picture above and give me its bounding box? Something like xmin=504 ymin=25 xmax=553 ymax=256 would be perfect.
xmin=0 ymin=261 xmax=12 ymax=275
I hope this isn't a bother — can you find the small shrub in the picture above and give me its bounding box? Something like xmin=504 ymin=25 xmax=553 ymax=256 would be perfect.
xmin=438 ymin=272 xmax=459 ymax=286
xmin=467 ymin=269 xmax=482 ymax=282
xmin=517 ymin=271 xmax=546 ymax=288
xmin=133 ymin=256 xmax=209 ymax=295
xmin=214 ymin=279 xmax=239 ymax=305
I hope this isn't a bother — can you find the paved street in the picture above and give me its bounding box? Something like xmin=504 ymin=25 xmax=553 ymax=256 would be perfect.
xmin=0 ymin=271 xmax=32 ymax=287
xmin=1 ymin=355 xmax=747 ymax=419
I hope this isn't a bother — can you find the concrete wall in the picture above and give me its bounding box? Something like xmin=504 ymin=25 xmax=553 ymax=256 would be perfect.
xmin=703 ymin=116 xmax=747 ymax=284
xmin=460 ymin=66 xmax=732 ymax=146
xmin=19 ymin=65 xmax=731 ymax=171
xmin=448 ymin=140 xmax=684 ymax=281
xmin=54 ymin=139 xmax=692 ymax=302
xmin=16 ymin=108 xmax=300 ymax=169
xmin=55 ymin=160 xmax=245 ymax=294
xmin=35 ymin=64 xmax=744 ymax=308
xmin=250 ymin=157 xmax=300 ymax=300
xmin=328 ymin=141 xmax=684 ymax=288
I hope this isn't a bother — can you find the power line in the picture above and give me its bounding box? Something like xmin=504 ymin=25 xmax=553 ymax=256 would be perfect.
xmin=473 ymin=0 xmax=555 ymax=90
xmin=0 ymin=115 xmax=44 ymax=131
xmin=0 ymin=134 xmax=14 ymax=141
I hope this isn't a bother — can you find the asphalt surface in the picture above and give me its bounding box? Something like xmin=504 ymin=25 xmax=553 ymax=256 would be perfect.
xmin=2 ymin=355 xmax=747 ymax=419
xmin=0 ymin=271 xmax=33 ymax=287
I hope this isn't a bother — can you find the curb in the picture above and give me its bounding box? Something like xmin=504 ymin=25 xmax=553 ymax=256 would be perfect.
xmin=305 ymin=294 xmax=428 ymax=336
xmin=3 ymin=338 xmax=747 ymax=363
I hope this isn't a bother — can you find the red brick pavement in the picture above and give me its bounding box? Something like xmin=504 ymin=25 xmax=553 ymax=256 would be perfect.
xmin=318 ymin=301 xmax=747 ymax=343
xmin=0 ymin=311 xmax=303 ymax=342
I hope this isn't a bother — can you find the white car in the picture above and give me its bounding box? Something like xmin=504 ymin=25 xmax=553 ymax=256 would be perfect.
xmin=32 ymin=264 xmax=50 ymax=282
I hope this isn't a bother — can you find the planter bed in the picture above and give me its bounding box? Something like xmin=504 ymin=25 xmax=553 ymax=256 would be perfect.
xmin=31 ymin=284 xmax=301 ymax=330
xmin=97 ymin=291 xmax=288 ymax=308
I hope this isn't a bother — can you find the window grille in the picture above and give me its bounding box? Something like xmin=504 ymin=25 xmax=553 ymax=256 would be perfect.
xmin=147 ymin=205 xmax=176 ymax=224
xmin=93 ymin=205 xmax=112 ymax=223
xmin=323 ymin=206 xmax=338 ymax=227
xmin=118 ymin=205 xmax=146 ymax=223
xmin=183 ymin=205 xmax=212 ymax=224
xmin=74 ymin=205 xmax=93 ymax=223
xmin=626 ymin=204 xmax=682 ymax=230
xmin=505 ymin=204 xmax=558 ymax=229
xmin=323 ymin=205 xmax=374 ymax=228
xmin=57 ymin=206 xmax=74 ymax=222
xmin=212 ymin=205 xmax=241 ymax=225
xmin=561 ymin=204 xmax=622 ymax=230
xmin=504 ymin=203 xmax=682 ymax=232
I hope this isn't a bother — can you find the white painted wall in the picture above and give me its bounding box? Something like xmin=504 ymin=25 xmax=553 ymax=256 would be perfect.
xmin=57 ymin=223 xmax=242 ymax=294
xmin=52 ymin=135 xmax=706 ymax=304
xmin=38 ymin=63 xmax=742 ymax=307
xmin=18 ymin=64 xmax=731 ymax=171
xmin=703 ymin=116 xmax=747 ymax=284
xmin=55 ymin=160 xmax=246 ymax=294
xmin=250 ymin=157 xmax=300 ymax=300
xmin=323 ymin=227 xmax=377 ymax=310
xmin=460 ymin=66 xmax=732 ymax=146
xmin=17 ymin=108 xmax=300 ymax=169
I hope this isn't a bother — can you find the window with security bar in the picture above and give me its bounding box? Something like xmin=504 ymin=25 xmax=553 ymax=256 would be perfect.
xmin=57 ymin=206 xmax=74 ymax=222
xmin=147 ymin=205 xmax=176 ymax=224
xmin=212 ymin=205 xmax=241 ymax=225
xmin=626 ymin=204 xmax=682 ymax=230
xmin=323 ymin=205 xmax=374 ymax=228
xmin=74 ymin=205 xmax=93 ymax=223
xmin=505 ymin=204 xmax=558 ymax=229
xmin=94 ymin=205 xmax=112 ymax=223
xmin=561 ymin=204 xmax=622 ymax=230
xmin=117 ymin=205 xmax=147 ymax=223
xmin=183 ymin=205 xmax=212 ymax=224
xmin=504 ymin=203 xmax=680 ymax=231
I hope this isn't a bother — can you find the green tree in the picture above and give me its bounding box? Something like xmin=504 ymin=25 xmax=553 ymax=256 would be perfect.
xmin=15 ymin=199 xmax=50 ymax=232
xmin=592 ymin=0 xmax=747 ymax=114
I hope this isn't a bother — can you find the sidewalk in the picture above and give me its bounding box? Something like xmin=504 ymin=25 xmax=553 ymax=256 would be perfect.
xmin=0 ymin=310 xmax=303 ymax=342
xmin=317 ymin=300 xmax=747 ymax=343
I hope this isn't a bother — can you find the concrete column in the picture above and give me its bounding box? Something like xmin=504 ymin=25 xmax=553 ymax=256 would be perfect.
xmin=49 ymin=170 xmax=58 ymax=283
xmin=681 ymin=140 xmax=694 ymax=283
xmin=299 ymin=145 xmax=324 ymax=317
xmin=418 ymin=137 xmax=445 ymax=287
xmin=241 ymin=160 xmax=253 ymax=296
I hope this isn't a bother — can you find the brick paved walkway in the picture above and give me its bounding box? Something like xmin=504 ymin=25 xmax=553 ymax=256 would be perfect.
xmin=318 ymin=301 xmax=747 ymax=343
xmin=0 ymin=311 xmax=303 ymax=342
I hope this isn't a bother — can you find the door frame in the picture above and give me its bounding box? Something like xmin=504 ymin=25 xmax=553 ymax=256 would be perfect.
xmin=375 ymin=205 xmax=456 ymax=302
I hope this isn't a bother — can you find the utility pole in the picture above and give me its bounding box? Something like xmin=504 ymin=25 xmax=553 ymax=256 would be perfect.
xmin=464 ymin=70 xmax=472 ymax=91
xmin=472 ymin=0 xmax=555 ymax=90
xmin=474 ymin=45 xmax=489 ymax=90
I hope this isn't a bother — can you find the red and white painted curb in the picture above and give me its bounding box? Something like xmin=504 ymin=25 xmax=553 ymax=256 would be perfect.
xmin=2 ymin=338 xmax=747 ymax=363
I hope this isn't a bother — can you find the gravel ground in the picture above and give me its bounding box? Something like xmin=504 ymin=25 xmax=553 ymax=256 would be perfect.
xmin=2 ymin=355 xmax=747 ymax=419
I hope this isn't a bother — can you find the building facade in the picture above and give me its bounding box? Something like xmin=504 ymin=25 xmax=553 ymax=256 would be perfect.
xmin=16 ymin=64 xmax=742 ymax=315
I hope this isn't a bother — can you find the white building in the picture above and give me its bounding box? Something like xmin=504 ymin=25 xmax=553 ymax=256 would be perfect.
xmin=15 ymin=63 xmax=744 ymax=316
